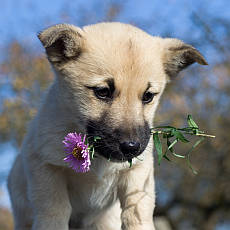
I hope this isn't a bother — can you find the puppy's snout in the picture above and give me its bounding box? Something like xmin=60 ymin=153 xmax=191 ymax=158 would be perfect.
xmin=119 ymin=141 xmax=140 ymax=156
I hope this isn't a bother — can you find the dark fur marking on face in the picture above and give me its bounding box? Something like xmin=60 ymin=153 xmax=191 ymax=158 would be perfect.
xmin=86 ymin=78 xmax=116 ymax=103
xmin=141 ymin=82 xmax=159 ymax=104
xmin=86 ymin=115 xmax=151 ymax=162
xmin=146 ymin=82 xmax=151 ymax=91
xmin=106 ymin=78 xmax=115 ymax=95
xmin=69 ymin=213 xmax=84 ymax=229
xmin=85 ymin=78 xmax=115 ymax=89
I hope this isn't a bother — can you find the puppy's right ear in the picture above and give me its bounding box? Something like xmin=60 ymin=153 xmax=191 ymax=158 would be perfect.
xmin=162 ymin=38 xmax=208 ymax=79
xmin=38 ymin=24 xmax=84 ymax=64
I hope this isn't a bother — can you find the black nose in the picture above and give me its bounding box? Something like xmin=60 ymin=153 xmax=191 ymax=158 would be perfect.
xmin=119 ymin=141 xmax=140 ymax=155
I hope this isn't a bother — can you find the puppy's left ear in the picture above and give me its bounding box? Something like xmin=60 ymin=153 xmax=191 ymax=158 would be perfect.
xmin=163 ymin=38 xmax=208 ymax=79
xmin=38 ymin=24 xmax=84 ymax=65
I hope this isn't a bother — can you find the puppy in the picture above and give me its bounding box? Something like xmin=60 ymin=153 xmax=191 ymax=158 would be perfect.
xmin=8 ymin=22 xmax=207 ymax=230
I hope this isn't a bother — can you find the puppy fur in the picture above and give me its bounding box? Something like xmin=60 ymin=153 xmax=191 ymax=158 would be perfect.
xmin=8 ymin=22 xmax=207 ymax=230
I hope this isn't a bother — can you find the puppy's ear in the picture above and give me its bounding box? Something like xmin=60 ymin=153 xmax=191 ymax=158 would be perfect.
xmin=38 ymin=24 xmax=83 ymax=64
xmin=163 ymin=38 xmax=208 ymax=79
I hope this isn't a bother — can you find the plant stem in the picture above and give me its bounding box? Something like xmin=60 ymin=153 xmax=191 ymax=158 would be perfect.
xmin=195 ymin=133 xmax=215 ymax=138
xmin=151 ymin=130 xmax=215 ymax=138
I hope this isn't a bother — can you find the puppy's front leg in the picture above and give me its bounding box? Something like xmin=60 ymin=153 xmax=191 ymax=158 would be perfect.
xmin=26 ymin=163 xmax=71 ymax=230
xmin=119 ymin=161 xmax=155 ymax=230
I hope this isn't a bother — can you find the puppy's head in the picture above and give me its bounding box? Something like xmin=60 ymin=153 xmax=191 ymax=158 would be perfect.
xmin=38 ymin=23 xmax=207 ymax=162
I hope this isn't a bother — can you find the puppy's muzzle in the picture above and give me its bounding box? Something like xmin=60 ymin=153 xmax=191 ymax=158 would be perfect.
xmin=119 ymin=141 xmax=140 ymax=158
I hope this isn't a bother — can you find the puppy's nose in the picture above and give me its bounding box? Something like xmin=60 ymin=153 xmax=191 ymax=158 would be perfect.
xmin=119 ymin=141 xmax=140 ymax=155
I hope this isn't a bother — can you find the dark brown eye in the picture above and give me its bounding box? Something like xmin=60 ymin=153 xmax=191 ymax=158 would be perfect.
xmin=94 ymin=87 xmax=112 ymax=100
xmin=142 ymin=91 xmax=157 ymax=104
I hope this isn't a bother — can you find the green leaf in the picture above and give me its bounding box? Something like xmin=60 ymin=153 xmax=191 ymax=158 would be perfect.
xmin=186 ymin=154 xmax=198 ymax=175
xmin=186 ymin=137 xmax=205 ymax=174
xmin=167 ymin=139 xmax=185 ymax=158
xmin=187 ymin=137 xmax=205 ymax=155
xmin=153 ymin=133 xmax=163 ymax=165
xmin=171 ymin=151 xmax=186 ymax=158
xmin=193 ymin=128 xmax=199 ymax=135
xmin=94 ymin=136 xmax=101 ymax=142
xmin=91 ymin=147 xmax=95 ymax=159
xmin=167 ymin=139 xmax=178 ymax=150
xmin=178 ymin=127 xmax=194 ymax=132
xmin=187 ymin=115 xmax=199 ymax=129
xmin=174 ymin=130 xmax=189 ymax=143
xmin=154 ymin=125 xmax=176 ymax=129
xmin=163 ymin=154 xmax=171 ymax=161
xmin=128 ymin=159 xmax=133 ymax=168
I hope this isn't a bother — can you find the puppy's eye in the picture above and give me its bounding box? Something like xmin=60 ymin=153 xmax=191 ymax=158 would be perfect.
xmin=94 ymin=87 xmax=112 ymax=100
xmin=142 ymin=91 xmax=158 ymax=104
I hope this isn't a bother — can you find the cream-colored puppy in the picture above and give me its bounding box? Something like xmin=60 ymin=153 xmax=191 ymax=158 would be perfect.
xmin=8 ymin=22 xmax=207 ymax=230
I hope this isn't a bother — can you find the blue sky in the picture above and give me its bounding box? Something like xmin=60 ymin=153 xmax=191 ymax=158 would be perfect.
xmin=1 ymin=0 xmax=230 ymax=48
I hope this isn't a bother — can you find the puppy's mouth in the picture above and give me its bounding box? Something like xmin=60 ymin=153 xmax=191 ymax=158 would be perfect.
xmin=86 ymin=120 xmax=151 ymax=163
xmin=90 ymin=141 xmax=141 ymax=162
xmin=87 ymin=138 xmax=145 ymax=162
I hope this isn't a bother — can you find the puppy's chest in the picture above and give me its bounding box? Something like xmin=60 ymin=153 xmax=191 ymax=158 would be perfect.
xmin=68 ymin=171 xmax=119 ymax=216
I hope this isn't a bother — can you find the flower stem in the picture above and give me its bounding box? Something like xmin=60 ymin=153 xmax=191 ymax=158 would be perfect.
xmin=151 ymin=130 xmax=215 ymax=138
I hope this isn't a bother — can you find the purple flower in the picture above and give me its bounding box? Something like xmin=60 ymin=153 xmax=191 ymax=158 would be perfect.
xmin=63 ymin=133 xmax=91 ymax=173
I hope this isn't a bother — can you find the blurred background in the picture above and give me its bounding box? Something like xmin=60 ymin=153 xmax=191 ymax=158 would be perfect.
xmin=0 ymin=0 xmax=230 ymax=229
